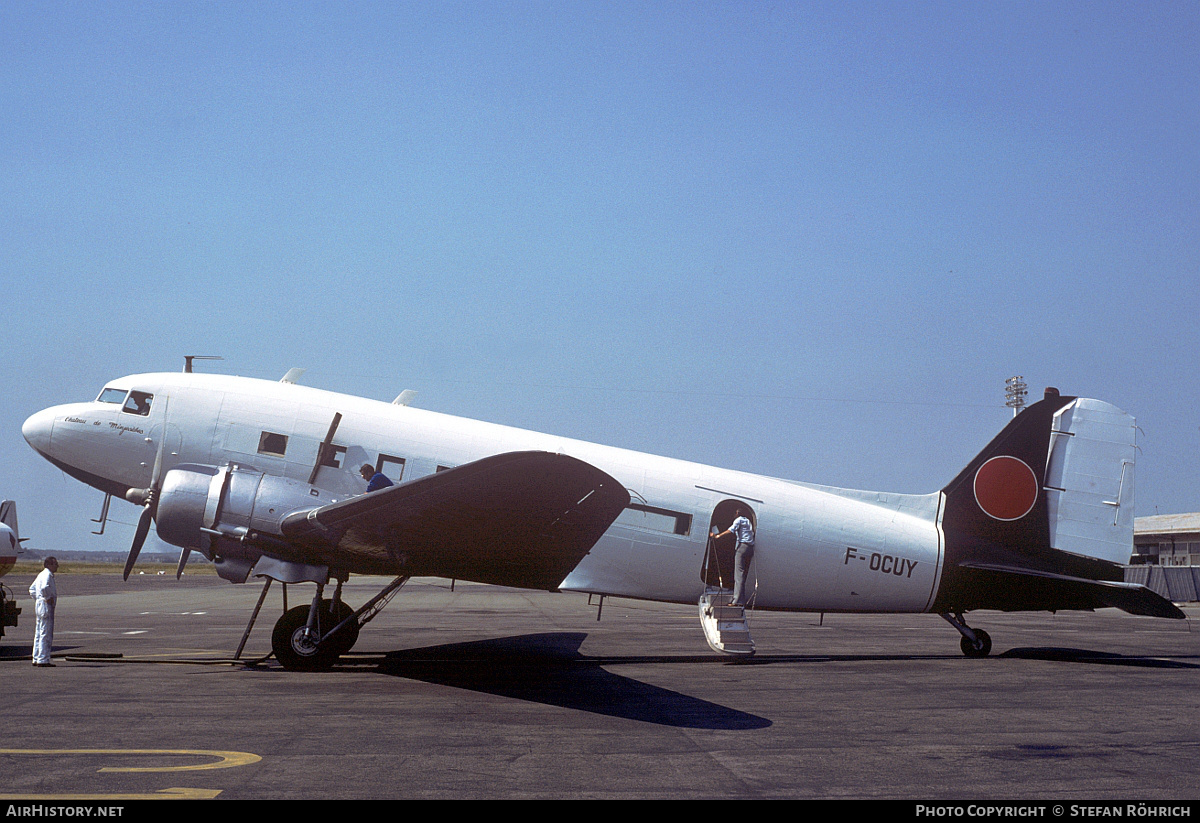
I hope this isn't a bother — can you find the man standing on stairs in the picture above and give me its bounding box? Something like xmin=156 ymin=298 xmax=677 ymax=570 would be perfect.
xmin=714 ymin=507 xmax=755 ymax=606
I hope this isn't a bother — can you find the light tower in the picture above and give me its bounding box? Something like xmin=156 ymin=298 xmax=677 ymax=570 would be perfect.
xmin=1005 ymin=376 xmax=1028 ymax=417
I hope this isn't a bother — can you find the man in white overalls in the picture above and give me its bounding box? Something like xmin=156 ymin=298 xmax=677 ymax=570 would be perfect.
xmin=29 ymin=556 xmax=58 ymax=667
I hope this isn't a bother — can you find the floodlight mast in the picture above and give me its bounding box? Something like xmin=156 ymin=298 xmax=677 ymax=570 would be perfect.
xmin=1005 ymin=376 xmax=1028 ymax=417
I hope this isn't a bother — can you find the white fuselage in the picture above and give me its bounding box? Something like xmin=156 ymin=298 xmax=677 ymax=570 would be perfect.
xmin=23 ymin=372 xmax=947 ymax=612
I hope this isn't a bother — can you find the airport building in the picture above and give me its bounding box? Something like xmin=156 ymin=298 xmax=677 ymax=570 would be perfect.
xmin=1126 ymin=513 xmax=1200 ymax=604
xmin=1132 ymin=513 xmax=1200 ymax=566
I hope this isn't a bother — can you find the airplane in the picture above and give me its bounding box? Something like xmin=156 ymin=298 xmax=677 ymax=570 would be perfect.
xmin=1 ymin=500 xmax=24 ymax=638
xmin=20 ymin=367 xmax=1183 ymax=669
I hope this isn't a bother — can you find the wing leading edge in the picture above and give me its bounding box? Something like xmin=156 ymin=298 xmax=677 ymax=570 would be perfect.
xmin=278 ymin=451 xmax=631 ymax=590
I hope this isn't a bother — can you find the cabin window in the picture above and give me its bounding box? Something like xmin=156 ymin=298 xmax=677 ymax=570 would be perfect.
xmin=97 ymin=387 xmax=127 ymax=404
xmin=616 ymin=503 xmax=692 ymax=536
xmin=258 ymin=431 xmax=289 ymax=457
xmin=122 ymin=391 xmax=153 ymax=416
xmin=435 ymin=464 xmax=455 ymax=473
xmin=377 ymin=454 xmax=406 ymax=483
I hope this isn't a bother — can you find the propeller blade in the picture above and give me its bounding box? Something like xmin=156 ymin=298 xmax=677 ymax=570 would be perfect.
xmin=124 ymin=504 xmax=153 ymax=581
xmin=175 ymin=547 xmax=191 ymax=580
xmin=149 ymin=396 xmax=170 ymax=489
xmin=125 ymin=394 xmax=171 ymax=582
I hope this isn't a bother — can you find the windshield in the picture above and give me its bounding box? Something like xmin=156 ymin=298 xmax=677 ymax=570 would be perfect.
xmin=97 ymin=387 xmax=127 ymax=404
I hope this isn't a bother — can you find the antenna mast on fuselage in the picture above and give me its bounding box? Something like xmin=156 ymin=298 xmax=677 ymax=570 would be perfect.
xmin=183 ymin=355 xmax=224 ymax=374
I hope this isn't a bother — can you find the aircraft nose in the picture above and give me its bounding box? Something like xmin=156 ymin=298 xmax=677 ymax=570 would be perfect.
xmin=22 ymin=407 xmax=55 ymax=455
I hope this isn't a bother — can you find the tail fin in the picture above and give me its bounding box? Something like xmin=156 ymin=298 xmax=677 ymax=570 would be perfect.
xmin=0 ymin=500 xmax=17 ymax=539
xmin=0 ymin=500 xmax=17 ymax=577
xmin=932 ymin=390 xmax=1180 ymax=618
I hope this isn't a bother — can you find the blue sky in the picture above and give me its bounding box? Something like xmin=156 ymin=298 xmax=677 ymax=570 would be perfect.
xmin=2 ymin=1 xmax=1197 ymax=555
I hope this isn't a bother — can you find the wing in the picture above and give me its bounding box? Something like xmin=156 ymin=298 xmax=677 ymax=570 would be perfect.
xmin=278 ymin=451 xmax=630 ymax=590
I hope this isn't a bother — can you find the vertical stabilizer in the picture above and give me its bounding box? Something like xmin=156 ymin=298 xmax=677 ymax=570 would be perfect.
xmin=939 ymin=390 xmax=1076 ymax=568
xmin=0 ymin=500 xmax=18 ymax=579
xmin=0 ymin=500 xmax=17 ymax=542
xmin=932 ymin=391 xmax=1174 ymax=617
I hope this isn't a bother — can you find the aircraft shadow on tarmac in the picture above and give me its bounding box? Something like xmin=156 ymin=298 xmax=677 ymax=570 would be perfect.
xmin=368 ymin=632 xmax=771 ymax=730
xmin=723 ymin=648 xmax=1200 ymax=669
xmin=996 ymin=647 xmax=1200 ymax=668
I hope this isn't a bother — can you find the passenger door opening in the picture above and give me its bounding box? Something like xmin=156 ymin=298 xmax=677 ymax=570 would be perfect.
xmin=701 ymin=498 xmax=757 ymax=590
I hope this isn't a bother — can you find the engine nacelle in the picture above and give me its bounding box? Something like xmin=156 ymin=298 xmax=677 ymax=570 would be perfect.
xmin=155 ymin=464 xmax=338 ymax=563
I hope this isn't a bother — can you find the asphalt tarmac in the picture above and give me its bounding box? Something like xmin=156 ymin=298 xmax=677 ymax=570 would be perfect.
xmin=2 ymin=570 xmax=1198 ymax=800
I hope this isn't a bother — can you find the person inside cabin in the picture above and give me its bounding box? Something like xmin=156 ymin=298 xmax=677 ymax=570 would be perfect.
xmin=360 ymin=464 xmax=394 ymax=492
xmin=713 ymin=506 xmax=755 ymax=606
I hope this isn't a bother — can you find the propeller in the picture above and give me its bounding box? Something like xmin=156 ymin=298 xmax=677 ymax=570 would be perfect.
xmin=123 ymin=397 xmax=169 ymax=581
xmin=175 ymin=547 xmax=191 ymax=580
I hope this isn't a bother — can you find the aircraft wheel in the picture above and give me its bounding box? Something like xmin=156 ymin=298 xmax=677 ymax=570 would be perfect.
xmin=960 ymin=628 xmax=992 ymax=658
xmin=272 ymin=604 xmax=340 ymax=671
xmin=324 ymin=599 xmax=360 ymax=656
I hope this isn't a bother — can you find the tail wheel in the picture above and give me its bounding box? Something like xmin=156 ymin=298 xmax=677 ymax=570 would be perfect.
xmin=272 ymin=599 xmax=357 ymax=671
xmin=960 ymin=628 xmax=992 ymax=658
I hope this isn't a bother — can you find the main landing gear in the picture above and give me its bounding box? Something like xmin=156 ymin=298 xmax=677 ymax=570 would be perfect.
xmin=271 ymin=598 xmax=359 ymax=671
xmin=236 ymin=570 xmax=410 ymax=671
xmin=941 ymin=612 xmax=993 ymax=658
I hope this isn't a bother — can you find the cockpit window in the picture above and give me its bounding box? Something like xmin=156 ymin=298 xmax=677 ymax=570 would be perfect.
xmin=97 ymin=387 xmax=127 ymax=404
xmin=122 ymin=391 xmax=153 ymax=416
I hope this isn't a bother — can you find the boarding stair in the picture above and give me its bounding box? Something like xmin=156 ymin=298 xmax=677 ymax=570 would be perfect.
xmin=698 ymin=529 xmax=756 ymax=656
xmin=698 ymin=588 xmax=755 ymax=656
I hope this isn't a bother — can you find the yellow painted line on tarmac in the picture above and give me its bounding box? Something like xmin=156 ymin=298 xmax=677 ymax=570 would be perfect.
xmin=0 ymin=748 xmax=262 ymax=772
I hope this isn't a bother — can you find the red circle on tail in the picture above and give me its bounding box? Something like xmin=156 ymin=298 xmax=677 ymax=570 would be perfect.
xmin=973 ymin=456 xmax=1038 ymax=521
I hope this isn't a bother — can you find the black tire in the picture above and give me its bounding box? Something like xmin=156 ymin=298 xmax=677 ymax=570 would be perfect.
xmin=271 ymin=600 xmax=356 ymax=671
xmin=324 ymin=599 xmax=360 ymax=657
xmin=960 ymin=628 xmax=992 ymax=658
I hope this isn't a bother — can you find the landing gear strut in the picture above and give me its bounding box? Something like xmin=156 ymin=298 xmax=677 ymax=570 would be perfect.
xmin=239 ymin=572 xmax=410 ymax=671
xmin=941 ymin=612 xmax=993 ymax=658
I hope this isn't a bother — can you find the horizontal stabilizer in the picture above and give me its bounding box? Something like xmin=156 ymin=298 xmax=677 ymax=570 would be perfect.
xmin=959 ymin=562 xmax=1185 ymax=619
